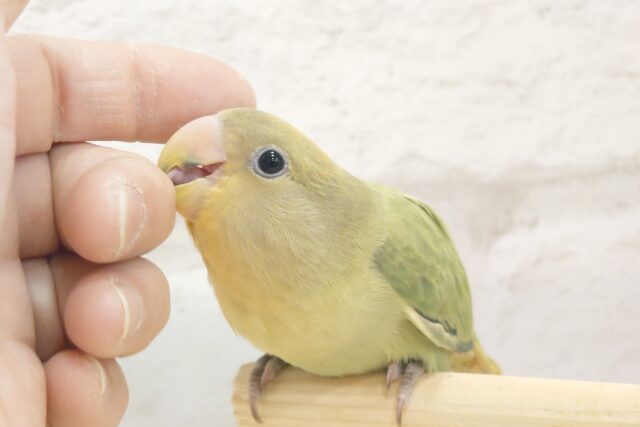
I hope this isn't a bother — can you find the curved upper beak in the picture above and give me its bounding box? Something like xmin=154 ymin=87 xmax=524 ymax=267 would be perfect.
xmin=158 ymin=115 xmax=227 ymax=220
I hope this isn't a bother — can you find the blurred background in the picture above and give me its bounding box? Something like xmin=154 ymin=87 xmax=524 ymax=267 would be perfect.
xmin=13 ymin=0 xmax=640 ymax=426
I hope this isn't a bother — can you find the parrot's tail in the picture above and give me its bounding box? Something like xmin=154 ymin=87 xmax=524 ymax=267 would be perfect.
xmin=451 ymin=337 xmax=501 ymax=375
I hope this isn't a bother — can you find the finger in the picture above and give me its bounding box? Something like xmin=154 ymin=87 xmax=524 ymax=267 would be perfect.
xmin=45 ymin=350 xmax=128 ymax=427
xmin=0 ymin=198 xmax=35 ymax=347
xmin=0 ymin=33 xmax=16 ymax=222
xmin=1 ymin=0 xmax=29 ymax=30
xmin=60 ymin=257 xmax=170 ymax=358
xmin=25 ymin=253 xmax=109 ymax=361
xmin=13 ymin=153 xmax=59 ymax=259
xmin=50 ymin=143 xmax=175 ymax=263
xmin=23 ymin=258 xmax=65 ymax=361
xmin=0 ymin=341 xmax=46 ymax=426
xmin=0 ymin=192 xmax=43 ymax=426
xmin=7 ymin=35 xmax=256 ymax=156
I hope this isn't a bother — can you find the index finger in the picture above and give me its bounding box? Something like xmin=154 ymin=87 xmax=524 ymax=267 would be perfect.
xmin=8 ymin=35 xmax=256 ymax=155
xmin=1 ymin=0 xmax=28 ymax=30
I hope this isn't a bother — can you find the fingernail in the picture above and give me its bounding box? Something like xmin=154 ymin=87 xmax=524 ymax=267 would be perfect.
xmin=114 ymin=183 xmax=147 ymax=258
xmin=86 ymin=355 xmax=110 ymax=397
xmin=111 ymin=279 xmax=144 ymax=346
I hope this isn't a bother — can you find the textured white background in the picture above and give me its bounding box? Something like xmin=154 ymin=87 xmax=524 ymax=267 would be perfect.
xmin=13 ymin=1 xmax=640 ymax=426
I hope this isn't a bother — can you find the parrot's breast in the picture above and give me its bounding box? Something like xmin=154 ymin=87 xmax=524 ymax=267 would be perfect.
xmin=208 ymin=258 xmax=441 ymax=376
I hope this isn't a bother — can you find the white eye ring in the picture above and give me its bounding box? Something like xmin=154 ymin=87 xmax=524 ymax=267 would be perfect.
xmin=251 ymin=145 xmax=289 ymax=178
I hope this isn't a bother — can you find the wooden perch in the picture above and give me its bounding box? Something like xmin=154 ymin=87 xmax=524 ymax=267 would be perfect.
xmin=232 ymin=363 xmax=640 ymax=427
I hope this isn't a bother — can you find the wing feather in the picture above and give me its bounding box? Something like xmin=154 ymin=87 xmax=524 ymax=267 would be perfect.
xmin=374 ymin=190 xmax=473 ymax=353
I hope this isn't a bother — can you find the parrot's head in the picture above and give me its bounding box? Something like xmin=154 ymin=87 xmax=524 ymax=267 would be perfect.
xmin=157 ymin=108 xmax=378 ymax=299
xmin=157 ymin=108 xmax=350 ymax=223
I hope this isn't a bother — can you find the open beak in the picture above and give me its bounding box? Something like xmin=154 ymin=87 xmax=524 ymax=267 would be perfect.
xmin=158 ymin=115 xmax=227 ymax=185
xmin=158 ymin=115 xmax=227 ymax=220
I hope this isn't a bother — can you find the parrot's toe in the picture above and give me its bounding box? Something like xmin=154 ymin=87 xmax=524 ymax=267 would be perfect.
xmin=385 ymin=361 xmax=404 ymax=391
xmin=249 ymin=354 xmax=288 ymax=423
xmin=260 ymin=356 xmax=287 ymax=389
xmin=394 ymin=361 xmax=424 ymax=426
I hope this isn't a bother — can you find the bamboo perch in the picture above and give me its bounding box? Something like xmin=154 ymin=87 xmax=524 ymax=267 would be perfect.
xmin=232 ymin=363 xmax=640 ymax=427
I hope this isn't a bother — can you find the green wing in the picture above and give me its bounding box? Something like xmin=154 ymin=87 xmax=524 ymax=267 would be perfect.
xmin=374 ymin=188 xmax=473 ymax=353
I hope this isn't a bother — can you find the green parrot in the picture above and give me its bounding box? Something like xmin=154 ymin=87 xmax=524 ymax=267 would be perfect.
xmin=157 ymin=108 xmax=500 ymax=424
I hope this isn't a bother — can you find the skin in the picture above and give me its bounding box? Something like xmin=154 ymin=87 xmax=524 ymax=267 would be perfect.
xmin=0 ymin=2 xmax=255 ymax=426
xmin=158 ymin=109 xmax=499 ymax=379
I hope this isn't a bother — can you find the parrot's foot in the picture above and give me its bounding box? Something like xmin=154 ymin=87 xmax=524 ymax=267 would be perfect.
xmin=385 ymin=361 xmax=425 ymax=426
xmin=248 ymin=354 xmax=288 ymax=423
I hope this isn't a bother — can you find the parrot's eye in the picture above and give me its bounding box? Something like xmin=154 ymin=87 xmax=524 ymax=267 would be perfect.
xmin=252 ymin=147 xmax=288 ymax=178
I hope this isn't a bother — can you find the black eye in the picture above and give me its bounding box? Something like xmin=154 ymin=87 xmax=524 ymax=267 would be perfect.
xmin=253 ymin=147 xmax=288 ymax=178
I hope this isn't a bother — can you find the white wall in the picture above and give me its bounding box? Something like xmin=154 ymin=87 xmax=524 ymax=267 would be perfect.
xmin=13 ymin=1 xmax=640 ymax=426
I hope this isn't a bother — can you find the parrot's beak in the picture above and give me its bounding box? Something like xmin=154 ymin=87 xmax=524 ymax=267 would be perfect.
xmin=158 ymin=115 xmax=227 ymax=220
xmin=158 ymin=115 xmax=227 ymax=186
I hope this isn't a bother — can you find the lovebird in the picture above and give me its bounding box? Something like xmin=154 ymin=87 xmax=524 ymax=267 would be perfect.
xmin=158 ymin=109 xmax=500 ymax=424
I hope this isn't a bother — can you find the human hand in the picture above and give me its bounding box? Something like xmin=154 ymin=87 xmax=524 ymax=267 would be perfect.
xmin=0 ymin=1 xmax=255 ymax=426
